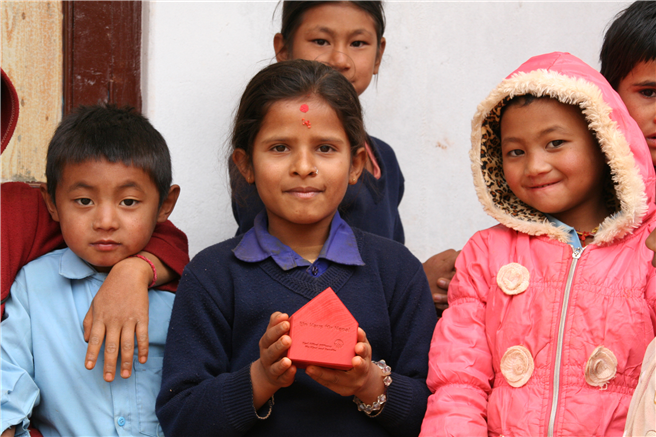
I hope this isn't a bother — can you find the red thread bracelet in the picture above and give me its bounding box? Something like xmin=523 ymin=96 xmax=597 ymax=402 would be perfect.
xmin=132 ymin=254 xmax=157 ymax=288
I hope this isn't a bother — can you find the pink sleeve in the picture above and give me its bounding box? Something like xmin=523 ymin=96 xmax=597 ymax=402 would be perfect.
xmin=420 ymin=232 xmax=494 ymax=436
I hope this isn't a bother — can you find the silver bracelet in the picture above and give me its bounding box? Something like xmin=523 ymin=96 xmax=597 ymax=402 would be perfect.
xmin=353 ymin=359 xmax=392 ymax=416
xmin=255 ymin=395 xmax=274 ymax=420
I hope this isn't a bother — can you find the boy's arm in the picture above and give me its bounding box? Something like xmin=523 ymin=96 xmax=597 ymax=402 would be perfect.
xmin=83 ymin=221 xmax=189 ymax=382
xmin=144 ymin=220 xmax=190 ymax=289
xmin=1 ymin=272 xmax=40 ymax=437
xmin=423 ymin=249 xmax=459 ymax=312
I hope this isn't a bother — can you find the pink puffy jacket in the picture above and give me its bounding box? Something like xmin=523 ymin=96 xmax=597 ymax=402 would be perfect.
xmin=420 ymin=52 xmax=656 ymax=437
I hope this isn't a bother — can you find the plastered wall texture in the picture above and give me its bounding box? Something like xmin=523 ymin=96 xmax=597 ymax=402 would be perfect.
xmin=144 ymin=1 xmax=629 ymax=260
xmin=1 ymin=1 xmax=62 ymax=183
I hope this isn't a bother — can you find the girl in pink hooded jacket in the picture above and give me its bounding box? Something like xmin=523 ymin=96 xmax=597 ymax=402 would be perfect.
xmin=420 ymin=52 xmax=656 ymax=436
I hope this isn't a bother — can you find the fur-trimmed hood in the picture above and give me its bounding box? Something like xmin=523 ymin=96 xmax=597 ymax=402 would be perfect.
xmin=471 ymin=52 xmax=655 ymax=245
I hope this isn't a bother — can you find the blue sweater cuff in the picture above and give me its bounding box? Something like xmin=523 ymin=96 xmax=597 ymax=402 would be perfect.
xmin=223 ymin=363 xmax=265 ymax=433
xmin=376 ymin=372 xmax=420 ymax=430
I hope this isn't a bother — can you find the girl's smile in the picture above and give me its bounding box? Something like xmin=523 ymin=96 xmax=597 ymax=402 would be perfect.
xmin=526 ymin=180 xmax=559 ymax=190
xmin=285 ymin=186 xmax=322 ymax=198
xmin=234 ymin=95 xmax=365 ymax=245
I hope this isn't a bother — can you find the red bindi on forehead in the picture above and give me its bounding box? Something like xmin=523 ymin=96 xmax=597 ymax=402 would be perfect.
xmin=300 ymin=104 xmax=309 ymax=113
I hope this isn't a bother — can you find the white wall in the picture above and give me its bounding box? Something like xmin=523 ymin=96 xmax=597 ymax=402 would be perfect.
xmin=144 ymin=0 xmax=629 ymax=259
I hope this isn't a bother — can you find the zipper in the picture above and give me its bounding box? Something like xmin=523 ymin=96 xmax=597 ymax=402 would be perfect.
xmin=547 ymin=246 xmax=585 ymax=437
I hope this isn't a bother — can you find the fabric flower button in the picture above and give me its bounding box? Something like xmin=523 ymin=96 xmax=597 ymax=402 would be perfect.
xmin=585 ymin=346 xmax=617 ymax=389
xmin=496 ymin=263 xmax=530 ymax=296
xmin=500 ymin=345 xmax=534 ymax=388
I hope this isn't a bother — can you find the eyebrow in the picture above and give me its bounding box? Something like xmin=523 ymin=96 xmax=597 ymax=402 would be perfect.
xmin=501 ymin=125 xmax=567 ymax=145
xmin=259 ymin=136 xmax=347 ymax=144
xmin=632 ymin=80 xmax=656 ymax=87
xmin=66 ymin=181 xmax=146 ymax=193
xmin=307 ymin=25 xmax=375 ymax=39
xmin=118 ymin=181 xmax=146 ymax=192
xmin=67 ymin=182 xmax=94 ymax=193
xmin=537 ymin=125 xmax=567 ymax=136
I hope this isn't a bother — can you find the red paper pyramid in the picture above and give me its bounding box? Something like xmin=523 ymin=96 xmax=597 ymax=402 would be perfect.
xmin=287 ymin=287 xmax=358 ymax=370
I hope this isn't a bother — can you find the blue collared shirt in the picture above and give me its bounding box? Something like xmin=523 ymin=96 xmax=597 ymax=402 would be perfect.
xmin=546 ymin=215 xmax=583 ymax=249
xmin=233 ymin=211 xmax=364 ymax=276
xmin=1 ymin=248 xmax=172 ymax=437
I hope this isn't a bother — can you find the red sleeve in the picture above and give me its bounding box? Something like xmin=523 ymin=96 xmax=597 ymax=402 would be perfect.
xmin=1 ymin=182 xmax=65 ymax=316
xmin=144 ymin=219 xmax=190 ymax=292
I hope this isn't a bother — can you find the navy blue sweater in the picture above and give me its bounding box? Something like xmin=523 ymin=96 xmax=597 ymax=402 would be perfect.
xmin=232 ymin=136 xmax=405 ymax=243
xmin=156 ymin=229 xmax=435 ymax=437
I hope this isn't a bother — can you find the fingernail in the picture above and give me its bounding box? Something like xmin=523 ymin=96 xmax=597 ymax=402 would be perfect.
xmin=86 ymin=360 xmax=93 ymax=369
xmin=122 ymin=369 xmax=130 ymax=378
xmin=105 ymin=373 xmax=113 ymax=381
xmin=139 ymin=356 xmax=147 ymax=364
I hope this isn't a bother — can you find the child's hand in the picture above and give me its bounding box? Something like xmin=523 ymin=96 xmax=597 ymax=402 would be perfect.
xmin=646 ymin=228 xmax=656 ymax=267
xmin=83 ymin=255 xmax=151 ymax=382
xmin=1 ymin=426 xmax=15 ymax=437
xmin=423 ymin=249 xmax=460 ymax=311
xmin=251 ymin=312 xmax=296 ymax=409
xmin=306 ymin=328 xmax=385 ymax=404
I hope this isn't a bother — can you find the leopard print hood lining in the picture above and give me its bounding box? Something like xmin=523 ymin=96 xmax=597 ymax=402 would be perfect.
xmin=470 ymin=66 xmax=647 ymax=245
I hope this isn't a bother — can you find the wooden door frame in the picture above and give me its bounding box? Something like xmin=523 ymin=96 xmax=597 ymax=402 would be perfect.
xmin=62 ymin=1 xmax=142 ymax=114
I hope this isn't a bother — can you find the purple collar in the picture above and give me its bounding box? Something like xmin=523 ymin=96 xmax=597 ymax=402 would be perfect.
xmin=233 ymin=211 xmax=364 ymax=276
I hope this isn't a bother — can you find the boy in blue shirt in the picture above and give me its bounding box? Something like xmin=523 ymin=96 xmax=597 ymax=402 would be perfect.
xmin=1 ymin=105 xmax=180 ymax=437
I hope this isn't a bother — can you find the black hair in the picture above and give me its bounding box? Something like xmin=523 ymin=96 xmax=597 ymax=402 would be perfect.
xmin=230 ymin=59 xmax=365 ymax=198
xmin=46 ymin=104 xmax=172 ymax=206
xmin=499 ymin=95 xmax=593 ymax=137
xmin=600 ymin=1 xmax=656 ymax=90
xmin=500 ymin=94 xmax=544 ymax=119
xmin=277 ymin=1 xmax=386 ymax=55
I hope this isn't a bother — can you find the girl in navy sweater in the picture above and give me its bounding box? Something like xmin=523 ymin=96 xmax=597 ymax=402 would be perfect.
xmin=231 ymin=1 xmax=457 ymax=310
xmin=232 ymin=2 xmax=404 ymax=244
xmin=157 ymin=60 xmax=436 ymax=436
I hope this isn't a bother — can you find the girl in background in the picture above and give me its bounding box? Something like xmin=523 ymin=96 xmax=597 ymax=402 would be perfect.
xmin=232 ymin=1 xmax=457 ymax=310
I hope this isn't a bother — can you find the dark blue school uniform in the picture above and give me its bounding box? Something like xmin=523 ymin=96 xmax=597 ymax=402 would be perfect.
xmin=157 ymin=213 xmax=434 ymax=436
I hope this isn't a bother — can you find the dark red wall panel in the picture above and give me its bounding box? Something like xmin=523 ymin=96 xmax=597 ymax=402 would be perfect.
xmin=63 ymin=1 xmax=141 ymax=114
